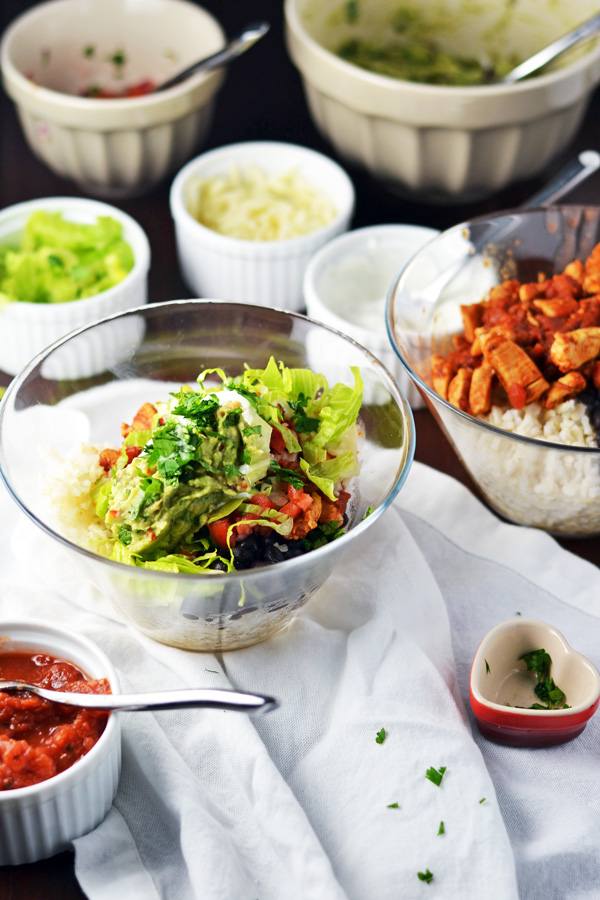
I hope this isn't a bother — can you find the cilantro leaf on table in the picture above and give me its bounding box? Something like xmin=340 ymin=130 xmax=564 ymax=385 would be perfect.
xmin=375 ymin=728 xmax=386 ymax=744
xmin=418 ymin=869 xmax=434 ymax=884
xmin=425 ymin=766 xmax=446 ymax=787
xmin=437 ymin=821 xmax=445 ymax=835
xmin=387 ymin=801 xmax=399 ymax=809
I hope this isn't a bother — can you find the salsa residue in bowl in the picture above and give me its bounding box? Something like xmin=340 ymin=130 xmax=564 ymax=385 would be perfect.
xmin=0 ymin=650 xmax=110 ymax=790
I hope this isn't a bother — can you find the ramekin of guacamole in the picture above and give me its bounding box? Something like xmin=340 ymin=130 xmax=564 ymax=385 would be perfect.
xmin=88 ymin=357 xmax=363 ymax=573
xmin=0 ymin=210 xmax=135 ymax=307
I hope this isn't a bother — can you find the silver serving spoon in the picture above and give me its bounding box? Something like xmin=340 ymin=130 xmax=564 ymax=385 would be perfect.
xmin=154 ymin=21 xmax=270 ymax=93
xmin=499 ymin=12 xmax=600 ymax=84
xmin=0 ymin=681 xmax=278 ymax=714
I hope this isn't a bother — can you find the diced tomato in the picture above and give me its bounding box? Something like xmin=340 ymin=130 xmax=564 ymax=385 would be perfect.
xmin=108 ymin=509 xmax=119 ymax=519
xmin=507 ymin=383 xmax=527 ymax=409
xmin=287 ymin=484 xmax=312 ymax=511
xmin=249 ymin=493 xmax=278 ymax=510
xmin=125 ymin=445 xmax=142 ymax=464
xmin=208 ymin=518 xmax=232 ymax=551
xmin=270 ymin=429 xmax=286 ymax=453
xmin=146 ymin=530 xmax=156 ymax=542
xmin=280 ymin=501 xmax=301 ymax=519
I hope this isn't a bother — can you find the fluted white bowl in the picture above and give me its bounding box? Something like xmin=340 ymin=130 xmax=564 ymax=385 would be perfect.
xmin=0 ymin=619 xmax=121 ymax=866
xmin=284 ymin=0 xmax=600 ymax=202
xmin=0 ymin=196 xmax=150 ymax=377
xmin=170 ymin=141 xmax=355 ymax=311
xmin=0 ymin=0 xmax=227 ymax=198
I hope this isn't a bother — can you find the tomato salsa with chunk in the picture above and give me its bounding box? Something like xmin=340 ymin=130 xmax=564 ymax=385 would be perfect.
xmin=0 ymin=650 xmax=110 ymax=790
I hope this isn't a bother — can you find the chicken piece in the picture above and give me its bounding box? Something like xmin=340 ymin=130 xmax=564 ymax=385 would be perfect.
xmin=99 ymin=448 xmax=120 ymax=471
xmin=563 ymin=259 xmax=584 ymax=283
xmin=583 ymin=243 xmax=600 ymax=294
xmin=431 ymin=353 xmax=453 ymax=400
xmin=543 ymin=371 xmax=587 ymax=409
xmin=482 ymin=333 xmax=549 ymax=409
xmin=290 ymin=493 xmax=322 ymax=539
xmin=550 ymin=327 xmax=600 ymax=372
xmin=121 ymin=402 xmax=158 ymax=439
xmin=468 ymin=364 xmax=493 ymax=416
xmin=447 ymin=368 xmax=472 ymax=412
xmin=532 ymin=297 xmax=579 ymax=318
xmin=460 ymin=304 xmax=483 ymax=342
xmin=519 ymin=282 xmax=541 ymax=303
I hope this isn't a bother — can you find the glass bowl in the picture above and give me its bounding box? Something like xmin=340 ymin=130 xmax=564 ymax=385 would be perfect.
xmin=0 ymin=300 xmax=414 ymax=651
xmin=387 ymin=204 xmax=600 ymax=537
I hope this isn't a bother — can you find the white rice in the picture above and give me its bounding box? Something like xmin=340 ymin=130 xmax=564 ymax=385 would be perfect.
xmin=457 ymin=399 xmax=600 ymax=535
xmin=41 ymin=442 xmax=114 ymax=555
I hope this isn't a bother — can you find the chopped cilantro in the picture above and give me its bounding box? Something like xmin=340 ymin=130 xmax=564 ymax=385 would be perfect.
xmin=303 ymin=520 xmax=345 ymax=551
xmin=515 ymin=611 xmax=522 ymax=616
xmin=418 ymin=870 xmax=434 ymax=884
xmin=479 ymin=798 xmax=486 ymax=804
xmin=289 ymin=394 xmax=320 ymax=434
xmin=242 ymin=424 xmax=262 ymax=437
xmin=83 ymin=44 xmax=95 ymax=58
xmin=226 ymin=384 xmax=260 ymax=410
xmin=437 ymin=821 xmax=445 ymax=835
xmin=484 ymin=659 xmax=490 ymax=675
xmin=519 ymin=649 xmax=568 ymax=709
xmin=204 ymin=668 xmax=218 ymax=674
xmin=362 ymin=505 xmax=375 ymax=520
xmin=345 ymin=0 xmax=360 ymax=22
xmin=387 ymin=802 xmax=399 ymax=809
xmin=268 ymin=460 xmax=304 ymax=490
xmin=375 ymin=727 xmax=386 ymax=744
xmin=425 ymin=765 xmax=446 ymax=787
xmin=108 ymin=49 xmax=127 ymax=67
xmin=170 ymin=391 xmax=219 ymax=429
xmin=118 ymin=525 xmax=132 ymax=545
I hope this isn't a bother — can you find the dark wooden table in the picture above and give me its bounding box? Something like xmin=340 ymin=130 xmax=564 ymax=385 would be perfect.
xmin=2 ymin=1 xmax=600 ymax=895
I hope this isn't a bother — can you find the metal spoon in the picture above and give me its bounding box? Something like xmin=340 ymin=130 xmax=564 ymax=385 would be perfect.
xmin=0 ymin=680 xmax=278 ymax=714
xmin=499 ymin=12 xmax=600 ymax=84
xmin=154 ymin=21 xmax=270 ymax=93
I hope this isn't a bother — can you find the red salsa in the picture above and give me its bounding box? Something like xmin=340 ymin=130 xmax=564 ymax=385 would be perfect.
xmin=81 ymin=80 xmax=156 ymax=98
xmin=0 ymin=650 xmax=110 ymax=791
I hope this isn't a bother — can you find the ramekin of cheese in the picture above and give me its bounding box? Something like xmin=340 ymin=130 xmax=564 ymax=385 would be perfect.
xmin=169 ymin=141 xmax=355 ymax=311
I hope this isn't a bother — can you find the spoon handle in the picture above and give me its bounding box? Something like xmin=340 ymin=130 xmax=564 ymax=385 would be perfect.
xmin=0 ymin=682 xmax=278 ymax=714
xmin=155 ymin=21 xmax=270 ymax=93
xmin=502 ymin=12 xmax=600 ymax=84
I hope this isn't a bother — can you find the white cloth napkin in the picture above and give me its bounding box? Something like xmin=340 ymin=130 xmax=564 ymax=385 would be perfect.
xmin=2 ymin=460 xmax=600 ymax=900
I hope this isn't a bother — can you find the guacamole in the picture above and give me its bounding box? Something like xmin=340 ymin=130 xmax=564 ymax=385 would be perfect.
xmin=335 ymin=3 xmax=518 ymax=86
xmin=92 ymin=358 xmax=363 ymax=574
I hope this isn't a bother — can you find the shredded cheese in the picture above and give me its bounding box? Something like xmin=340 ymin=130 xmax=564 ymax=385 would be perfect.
xmin=186 ymin=165 xmax=338 ymax=241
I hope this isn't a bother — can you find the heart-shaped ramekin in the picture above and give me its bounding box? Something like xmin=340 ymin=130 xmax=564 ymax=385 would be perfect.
xmin=470 ymin=618 xmax=600 ymax=748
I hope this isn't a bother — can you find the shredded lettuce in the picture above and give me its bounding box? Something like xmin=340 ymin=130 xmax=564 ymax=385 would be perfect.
xmin=0 ymin=211 xmax=134 ymax=305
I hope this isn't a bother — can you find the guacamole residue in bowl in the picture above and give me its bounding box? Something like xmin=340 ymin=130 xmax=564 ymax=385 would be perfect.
xmin=335 ymin=3 xmax=517 ymax=85
xmin=0 ymin=210 xmax=135 ymax=306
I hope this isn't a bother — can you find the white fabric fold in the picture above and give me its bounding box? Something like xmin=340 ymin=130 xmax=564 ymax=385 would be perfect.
xmin=2 ymin=460 xmax=599 ymax=899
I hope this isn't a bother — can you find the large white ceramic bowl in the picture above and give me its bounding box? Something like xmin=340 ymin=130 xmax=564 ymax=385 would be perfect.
xmin=303 ymin=224 xmax=439 ymax=408
xmin=284 ymin=0 xmax=600 ymax=202
xmin=170 ymin=141 xmax=356 ymax=312
xmin=0 ymin=619 xmax=121 ymax=866
xmin=0 ymin=0 xmax=227 ymax=197
xmin=0 ymin=196 xmax=150 ymax=377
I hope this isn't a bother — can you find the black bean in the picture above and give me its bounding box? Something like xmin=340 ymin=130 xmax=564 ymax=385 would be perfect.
xmin=210 ymin=558 xmax=228 ymax=572
xmin=232 ymin=533 xmax=265 ymax=569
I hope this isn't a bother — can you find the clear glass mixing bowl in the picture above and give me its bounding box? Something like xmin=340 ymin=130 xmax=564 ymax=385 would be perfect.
xmin=0 ymin=300 xmax=414 ymax=650
xmin=387 ymin=205 xmax=600 ymax=537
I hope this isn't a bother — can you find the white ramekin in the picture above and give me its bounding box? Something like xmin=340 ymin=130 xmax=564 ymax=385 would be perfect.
xmin=0 ymin=619 xmax=121 ymax=866
xmin=303 ymin=224 xmax=439 ymax=408
xmin=169 ymin=140 xmax=355 ymax=311
xmin=0 ymin=196 xmax=150 ymax=377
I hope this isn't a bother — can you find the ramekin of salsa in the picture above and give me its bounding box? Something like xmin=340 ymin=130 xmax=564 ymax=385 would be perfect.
xmin=0 ymin=620 xmax=121 ymax=866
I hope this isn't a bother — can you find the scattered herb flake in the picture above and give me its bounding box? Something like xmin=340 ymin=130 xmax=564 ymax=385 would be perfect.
xmin=204 ymin=668 xmax=218 ymax=674
xmin=418 ymin=869 xmax=434 ymax=884
xmin=108 ymin=48 xmax=127 ymax=67
xmin=479 ymin=798 xmax=486 ymax=804
xmin=437 ymin=820 xmax=445 ymax=835
xmin=387 ymin=801 xmax=399 ymax=809
xmin=485 ymin=659 xmax=490 ymax=674
xmin=425 ymin=765 xmax=446 ymax=787
xmin=83 ymin=44 xmax=95 ymax=58
xmin=345 ymin=0 xmax=360 ymax=22
xmin=375 ymin=727 xmax=386 ymax=744
xmin=515 ymin=611 xmax=522 ymax=616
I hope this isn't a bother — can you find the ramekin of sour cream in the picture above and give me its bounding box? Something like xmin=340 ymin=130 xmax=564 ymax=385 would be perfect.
xmin=303 ymin=224 xmax=439 ymax=408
